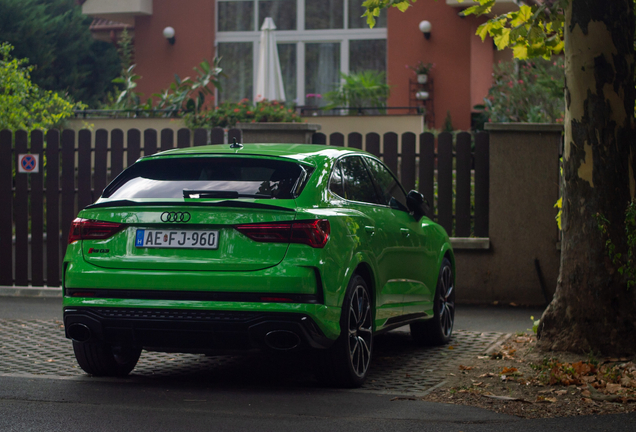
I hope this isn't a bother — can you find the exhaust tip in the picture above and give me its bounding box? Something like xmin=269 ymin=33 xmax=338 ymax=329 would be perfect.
xmin=265 ymin=330 xmax=301 ymax=350
xmin=68 ymin=323 xmax=92 ymax=343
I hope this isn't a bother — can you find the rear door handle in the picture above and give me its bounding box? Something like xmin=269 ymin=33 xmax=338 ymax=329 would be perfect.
xmin=401 ymin=228 xmax=410 ymax=237
xmin=365 ymin=226 xmax=376 ymax=236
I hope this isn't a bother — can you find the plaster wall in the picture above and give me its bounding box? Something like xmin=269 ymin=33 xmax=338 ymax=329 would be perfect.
xmin=386 ymin=2 xmax=494 ymax=131
xmin=455 ymin=123 xmax=562 ymax=306
xmin=133 ymin=0 xmax=216 ymax=100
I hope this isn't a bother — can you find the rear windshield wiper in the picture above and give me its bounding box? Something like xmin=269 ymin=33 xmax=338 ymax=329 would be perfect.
xmin=183 ymin=190 xmax=271 ymax=199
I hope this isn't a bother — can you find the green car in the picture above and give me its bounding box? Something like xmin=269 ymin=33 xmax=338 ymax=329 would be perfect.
xmin=63 ymin=143 xmax=455 ymax=387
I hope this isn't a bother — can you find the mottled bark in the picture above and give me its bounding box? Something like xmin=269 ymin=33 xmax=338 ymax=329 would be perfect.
xmin=538 ymin=0 xmax=636 ymax=355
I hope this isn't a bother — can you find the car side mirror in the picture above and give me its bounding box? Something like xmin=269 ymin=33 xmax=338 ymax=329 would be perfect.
xmin=407 ymin=190 xmax=430 ymax=221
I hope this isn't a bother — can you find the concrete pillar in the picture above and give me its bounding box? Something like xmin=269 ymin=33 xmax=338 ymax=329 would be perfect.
xmin=455 ymin=123 xmax=562 ymax=305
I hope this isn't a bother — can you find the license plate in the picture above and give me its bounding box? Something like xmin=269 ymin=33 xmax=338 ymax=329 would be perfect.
xmin=135 ymin=229 xmax=219 ymax=249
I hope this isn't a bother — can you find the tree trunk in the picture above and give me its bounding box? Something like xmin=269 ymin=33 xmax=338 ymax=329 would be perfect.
xmin=538 ymin=0 xmax=636 ymax=356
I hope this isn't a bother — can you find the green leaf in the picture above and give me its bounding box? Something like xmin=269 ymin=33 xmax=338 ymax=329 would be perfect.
xmin=513 ymin=44 xmax=529 ymax=59
xmin=494 ymin=28 xmax=511 ymax=50
xmin=511 ymin=5 xmax=533 ymax=27
xmin=476 ymin=23 xmax=490 ymax=41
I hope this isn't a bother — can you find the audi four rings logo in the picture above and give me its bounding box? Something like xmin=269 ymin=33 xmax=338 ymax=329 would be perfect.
xmin=161 ymin=211 xmax=191 ymax=223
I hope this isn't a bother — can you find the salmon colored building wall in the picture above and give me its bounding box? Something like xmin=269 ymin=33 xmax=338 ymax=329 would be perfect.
xmin=133 ymin=0 xmax=216 ymax=99
xmin=117 ymin=1 xmax=493 ymax=130
xmin=387 ymin=1 xmax=493 ymax=131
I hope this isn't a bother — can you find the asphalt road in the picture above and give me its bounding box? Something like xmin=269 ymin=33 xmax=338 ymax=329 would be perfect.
xmin=3 ymin=296 xmax=634 ymax=431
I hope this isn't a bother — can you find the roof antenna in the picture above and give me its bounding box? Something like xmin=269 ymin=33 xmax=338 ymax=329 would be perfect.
xmin=230 ymin=137 xmax=243 ymax=149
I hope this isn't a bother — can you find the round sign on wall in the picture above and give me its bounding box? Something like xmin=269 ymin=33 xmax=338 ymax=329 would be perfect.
xmin=18 ymin=154 xmax=39 ymax=173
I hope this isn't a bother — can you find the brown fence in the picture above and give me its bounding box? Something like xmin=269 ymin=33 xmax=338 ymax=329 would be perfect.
xmin=0 ymin=127 xmax=488 ymax=288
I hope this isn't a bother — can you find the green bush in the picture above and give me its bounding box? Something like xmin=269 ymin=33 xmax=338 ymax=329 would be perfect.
xmin=324 ymin=71 xmax=390 ymax=114
xmin=479 ymin=58 xmax=565 ymax=123
xmin=0 ymin=43 xmax=83 ymax=130
xmin=185 ymin=99 xmax=301 ymax=129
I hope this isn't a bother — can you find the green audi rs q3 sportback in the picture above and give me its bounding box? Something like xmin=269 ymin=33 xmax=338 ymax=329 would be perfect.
xmin=63 ymin=143 xmax=455 ymax=387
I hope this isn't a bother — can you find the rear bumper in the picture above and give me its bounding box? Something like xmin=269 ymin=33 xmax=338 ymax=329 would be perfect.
xmin=64 ymin=307 xmax=335 ymax=353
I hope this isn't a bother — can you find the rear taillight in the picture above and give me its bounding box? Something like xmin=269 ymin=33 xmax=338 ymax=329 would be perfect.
xmin=68 ymin=218 xmax=126 ymax=244
xmin=235 ymin=219 xmax=330 ymax=248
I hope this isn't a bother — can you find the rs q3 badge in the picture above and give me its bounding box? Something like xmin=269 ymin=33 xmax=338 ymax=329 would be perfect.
xmin=161 ymin=212 xmax=191 ymax=223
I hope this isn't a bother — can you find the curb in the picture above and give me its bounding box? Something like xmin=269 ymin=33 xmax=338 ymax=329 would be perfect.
xmin=0 ymin=286 xmax=62 ymax=298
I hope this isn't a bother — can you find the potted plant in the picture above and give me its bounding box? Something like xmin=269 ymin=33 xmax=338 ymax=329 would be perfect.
xmin=409 ymin=61 xmax=434 ymax=84
xmin=323 ymin=71 xmax=390 ymax=115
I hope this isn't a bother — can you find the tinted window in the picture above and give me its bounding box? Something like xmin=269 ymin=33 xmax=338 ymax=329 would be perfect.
xmin=364 ymin=157 xmax=408 ymax=210
xmin=329 ymin=160 xmax=345 ymax=198
xmin=103 ymin=157 xmax=306 ymax=200
xmin=341 ymin=156 xmax=380 ymax=204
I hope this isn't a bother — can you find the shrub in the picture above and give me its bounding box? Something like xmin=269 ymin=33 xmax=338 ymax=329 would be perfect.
xmin=324 ymin=71 xmax=390 ymax=114
xmin=185 ymin=99 xmax=300 ymax=129
xmin=0 ymin=43 xmax=82 ymax=130
xmin=479 ymin=58 xmax=565 ymax=123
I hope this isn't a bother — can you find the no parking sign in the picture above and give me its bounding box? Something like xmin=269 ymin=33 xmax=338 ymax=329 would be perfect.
xmin=18 ymin=154 xmax=40 ymax=173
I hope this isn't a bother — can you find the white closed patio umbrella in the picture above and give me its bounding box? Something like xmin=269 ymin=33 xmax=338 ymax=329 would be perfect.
xmin=255 ymin=17 xmax=286 ymax=103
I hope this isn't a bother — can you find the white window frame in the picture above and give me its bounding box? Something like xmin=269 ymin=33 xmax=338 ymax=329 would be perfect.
xmin=215 ymin=0 xmax=387 ymax=105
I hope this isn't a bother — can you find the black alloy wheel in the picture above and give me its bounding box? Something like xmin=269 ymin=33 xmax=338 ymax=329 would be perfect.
xmin=318 ymin=274 xmax=373 ymax=388
xmin=410 ymin=257 xmax=455 ymax=345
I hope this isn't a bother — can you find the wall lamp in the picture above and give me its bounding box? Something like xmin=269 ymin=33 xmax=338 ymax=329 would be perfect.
xmin=163 ymin=26 xmax=176 ymax=44
xmin=419 ymin=20 xmax=432 ymax=40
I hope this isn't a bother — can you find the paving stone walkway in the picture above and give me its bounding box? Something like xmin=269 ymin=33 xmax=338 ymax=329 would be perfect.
xmin=0 ymin=319 xmax=507 ymax=396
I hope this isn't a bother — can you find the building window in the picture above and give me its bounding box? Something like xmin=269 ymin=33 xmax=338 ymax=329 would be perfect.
xmin=350 ymin=39 xmax=386 ymax=74
xmin=218 ymin=1 xmax=254 ymax=32
xmin=216 ymin=0 xmax=387 ymax=105
xmin=277 ymin=43 xmax=297 ymax=101
xmin=259 ymin=0 xmax=297 ymax=30
xmin=305 ymin=0 xmax=344 ymax=30
xmin=305 ymin=43 xmax=341 ymax=107
xmin=217 ymin=42 xmax=254 ymax=102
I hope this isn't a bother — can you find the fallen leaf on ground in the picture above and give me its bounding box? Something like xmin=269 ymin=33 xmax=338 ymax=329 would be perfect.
xmin=459 ymin=365 xmax=474 ymax=370
xmin=536 ymin=396 xmax=557 ymax=403
xmin=482 ymin=394 xmax=531 ymax=403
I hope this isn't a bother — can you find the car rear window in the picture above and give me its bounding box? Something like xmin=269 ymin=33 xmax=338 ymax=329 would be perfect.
xmin=102 ymin=157 xmax=309 ymax=200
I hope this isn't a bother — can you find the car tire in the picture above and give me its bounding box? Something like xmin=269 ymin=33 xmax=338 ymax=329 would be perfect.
xmin=318 ymin=274 xmax=373 ymax=388
xmin=410 ymin=257 xmax=455 ymax=346
xmin=72 ymin=341 xmax=142 ymax=377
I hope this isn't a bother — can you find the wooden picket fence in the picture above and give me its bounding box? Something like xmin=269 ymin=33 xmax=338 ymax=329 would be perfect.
xmin=0 ymin=127 xmax=489 ymax=287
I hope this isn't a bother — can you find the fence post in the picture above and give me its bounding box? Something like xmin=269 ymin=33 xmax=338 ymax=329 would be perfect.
xmin=437 ymin=132 xmax=453 ymax=235
xmin=144 ymin=129 xmax=158 ymax=156
xmin=110 ymin=129 xmax=124 ymax=181
xmin=0 ymin=130 xmax=13 ymax=286
xmin=77 ymin=130 xmax=92 ymax=210
xmin=365 ymin=133 xmax=380 ymax=157
xmin=61 ymin=130 xmax=76 ymax=258
xmin=14 ymin=130 xmax=29 ymax=286
xmin=401 ymin=132 xmax=416 ymax=191
xmin=419 ymin=132 xmax=435 ymax=211
xmin=127 ymin=129 xmax=141 ymax=167
xmin=46 ymin=130 xmax=60 ymax=286
xmin=160 ymin=128 xmax=174 ymax=151
xmin=383 ymin=133 xmax=398 ymax=174
xmin=455 ymin=132 xmax=472 ymax=237
xmin=348 ymin=132 xmax=362 ymax=149
xmin=30 ymin=130 xmax=45 ymax=286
